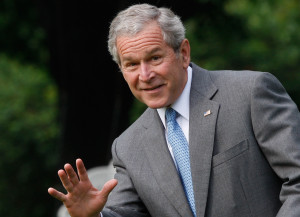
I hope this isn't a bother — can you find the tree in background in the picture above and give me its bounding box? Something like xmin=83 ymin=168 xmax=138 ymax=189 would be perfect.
xmin=0 ymin=55 xmax=59 ymax=216
xmin=0 ymin=0 xmax=48 ymax=66
xmin=0 ymin=1 xmax=60 ymax=216
xmin=186 ymin=0 xmax=300 ymax=106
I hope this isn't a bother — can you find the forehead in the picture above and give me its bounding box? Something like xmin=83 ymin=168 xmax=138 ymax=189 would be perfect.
xmin=116 ymin=23 xmax=167 ymax=59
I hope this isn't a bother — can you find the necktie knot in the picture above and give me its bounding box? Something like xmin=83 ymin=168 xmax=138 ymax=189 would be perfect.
xmin=166 ymin=107 xmax=177 ymax=124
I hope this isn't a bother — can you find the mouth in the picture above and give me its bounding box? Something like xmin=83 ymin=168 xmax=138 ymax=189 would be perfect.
xmin=141 ymin=84 xmax=165 ymax=92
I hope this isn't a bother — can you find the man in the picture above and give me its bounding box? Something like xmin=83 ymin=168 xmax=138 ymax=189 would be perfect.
xmin=48 ymin=4 xmax=300 ymax=217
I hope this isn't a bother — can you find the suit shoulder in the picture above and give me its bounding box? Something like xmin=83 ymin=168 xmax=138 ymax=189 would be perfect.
xmin=208 ymin=69 xmax=279 ymax=90
xmin=116 ymin=107 xmax=155 ymax=143
xmin=209 ymin=69 xmax=267 ymax=81
xmin=191 ymin=63 xmax=278 ymax=92
xmin=112 ymin=108 xmax=157 ymax=163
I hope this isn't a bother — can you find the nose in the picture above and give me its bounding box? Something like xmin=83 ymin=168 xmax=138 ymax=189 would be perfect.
xmin=139 ymin=62 xmax=154 ymax=82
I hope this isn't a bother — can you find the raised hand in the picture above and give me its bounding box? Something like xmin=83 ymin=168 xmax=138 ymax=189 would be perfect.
xmin=48 ymin=159 xmax=118 ymax=217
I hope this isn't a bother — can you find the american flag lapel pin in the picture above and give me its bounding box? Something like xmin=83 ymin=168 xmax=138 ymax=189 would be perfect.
xmin=204 ymin=110 xmax=211 ymax=117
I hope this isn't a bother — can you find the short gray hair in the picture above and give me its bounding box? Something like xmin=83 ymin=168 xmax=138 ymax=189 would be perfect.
xmin=108 ymin=4 xmax=186 ymax=64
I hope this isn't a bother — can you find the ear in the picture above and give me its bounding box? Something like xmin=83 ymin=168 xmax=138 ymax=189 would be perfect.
xmin=179 ymin=39 xmax=191 ymax=68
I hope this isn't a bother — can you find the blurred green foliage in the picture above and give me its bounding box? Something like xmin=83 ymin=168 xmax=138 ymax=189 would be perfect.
xmin=186 ymin=0 xmax=300 ymax=106
xmin=0 ymin=0 xmax=48 ymax=66
xmin=0 ymin=54 xmax=59 ymax=216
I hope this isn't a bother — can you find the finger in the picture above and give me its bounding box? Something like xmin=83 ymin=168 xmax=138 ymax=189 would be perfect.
xmin=101 ymin=179 xmax=118 ymax=199
xmin=76 ymin=158 xmax=89 ymax=182
xmin=58 ymin=169 xmax=74 ymax=193
xmin=48 ymin=187 xmax=67 ymax=202
xmin=64 ymin=163 xmax=79 ymax=185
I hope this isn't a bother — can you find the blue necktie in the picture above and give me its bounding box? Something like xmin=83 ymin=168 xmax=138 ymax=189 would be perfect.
xmin=165 ymin=108 xmax=196 ymax=217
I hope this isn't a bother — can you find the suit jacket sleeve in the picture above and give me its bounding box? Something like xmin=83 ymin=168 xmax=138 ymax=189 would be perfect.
xmin=101 ymin=139 xmax=151 ymax=217
xmin=251 ymin=72 xmax=300 ymax=217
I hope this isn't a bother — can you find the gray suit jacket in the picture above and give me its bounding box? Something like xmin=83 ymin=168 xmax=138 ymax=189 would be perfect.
xmin=102 ymin=63 xmax=300 ymax=217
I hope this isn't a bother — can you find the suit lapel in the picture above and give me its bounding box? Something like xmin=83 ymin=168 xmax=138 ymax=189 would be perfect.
xmin=190 ymin=91 xmax=219 ymax=217
xmin=142 ymin=109 xmax=194 ymax=217
xmin=189 ymin=63 xmax=219 ymax=217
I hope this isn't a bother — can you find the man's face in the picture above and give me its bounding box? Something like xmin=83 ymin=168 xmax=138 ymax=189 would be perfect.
xmin=116 ymin=22 xmax=190 ymax=109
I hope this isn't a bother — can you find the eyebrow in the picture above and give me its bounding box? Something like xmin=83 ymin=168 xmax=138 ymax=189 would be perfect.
xmin=121 ymin=46 xmax=163 ymax=63
xmin=147 ymin=47 xmax=162 ymax=55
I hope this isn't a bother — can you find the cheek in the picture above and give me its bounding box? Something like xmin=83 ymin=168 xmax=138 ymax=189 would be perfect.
xmin=168 ymin=71 xmax=184 ymax=94
xmin=123 ymin=73 xmax=137 ymax=87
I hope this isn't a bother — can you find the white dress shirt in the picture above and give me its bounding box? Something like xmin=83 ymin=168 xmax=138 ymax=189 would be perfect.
xmin=157 ymin=66 xmax=192 ymax=164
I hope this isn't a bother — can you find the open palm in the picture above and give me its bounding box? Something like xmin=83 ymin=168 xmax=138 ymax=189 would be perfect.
xmin=48 ymin=159 xmax=118 ymax=217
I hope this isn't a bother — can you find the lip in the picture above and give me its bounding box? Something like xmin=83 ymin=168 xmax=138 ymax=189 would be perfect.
xmin=141 ymin=84 xmax=165 ymax=93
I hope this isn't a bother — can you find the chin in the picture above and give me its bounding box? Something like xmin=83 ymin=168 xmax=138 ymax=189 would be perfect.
xmin=140 ymin=96 xmax=170 ymax=109
xmin=148 ymin=105 xmax=163 ymax=109
xmin=146 ymin=101 xmax=168 ymax=109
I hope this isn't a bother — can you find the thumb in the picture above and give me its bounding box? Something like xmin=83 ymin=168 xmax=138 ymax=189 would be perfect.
xmin=101 ymin=179 xmax=118 ymax=198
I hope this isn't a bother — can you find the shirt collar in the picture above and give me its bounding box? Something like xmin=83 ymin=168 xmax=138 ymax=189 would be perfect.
xmin=157 ymin=66 xmax=192 ymax=128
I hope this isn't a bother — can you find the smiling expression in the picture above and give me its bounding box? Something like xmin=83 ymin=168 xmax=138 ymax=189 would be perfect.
xmin=117 ymin=22 xmax=190 ymax=109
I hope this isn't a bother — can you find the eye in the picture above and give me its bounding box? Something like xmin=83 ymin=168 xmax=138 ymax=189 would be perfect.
xmin=122 ymin=62 xmax=139 ymax=72
xmin=127 ymin=63 xmax=137 ymax=67
xmin=152 ymin=56 xmax=161 ymax=61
